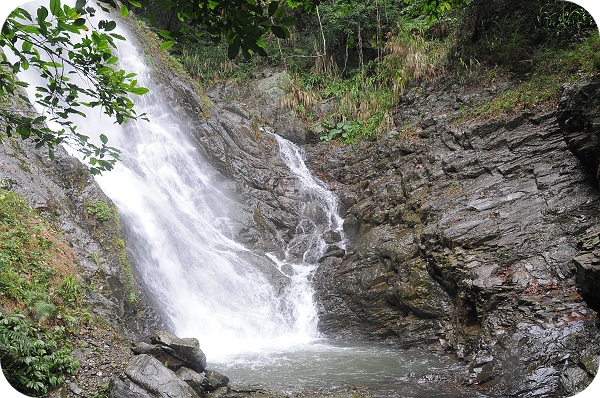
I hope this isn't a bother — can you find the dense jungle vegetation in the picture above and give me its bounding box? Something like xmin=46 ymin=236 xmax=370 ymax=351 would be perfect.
xmin=143 ymin=0 xmax=599 ymax=142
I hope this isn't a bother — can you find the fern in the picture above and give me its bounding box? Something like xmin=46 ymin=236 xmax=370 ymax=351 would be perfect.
xmin=0 ymin=312 xmax=78 ymax=396
xmin=32 ymin=300 xmax=56 ymax=322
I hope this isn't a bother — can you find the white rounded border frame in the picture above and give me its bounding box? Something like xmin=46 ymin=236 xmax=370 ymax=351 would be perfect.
xmin=0 ymin=0 xmax=599 ymax=397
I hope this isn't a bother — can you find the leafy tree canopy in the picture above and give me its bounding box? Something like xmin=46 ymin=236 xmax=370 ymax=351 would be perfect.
xmin=0 ymin=0 xmax=150 ymax=174
xmin=111 ymin=0 xmax=320 ymax=58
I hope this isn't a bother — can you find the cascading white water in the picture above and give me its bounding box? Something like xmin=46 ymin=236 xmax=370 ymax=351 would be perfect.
xmin=80 ymin=26 xmax=334 ymax=362
xmin=274 ymin=134 xmax=346 ymax=260
xmin=266 ymin=133 xmax=347 ymax=338
xmin=13 ymin=0 xmax=346 ymax=363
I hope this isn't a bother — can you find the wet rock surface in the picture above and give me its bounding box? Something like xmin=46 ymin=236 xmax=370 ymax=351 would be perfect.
xmin=302 ymin=78 xmax=600 ymax=397
xmin=573 ymin=227 xmax=600 ymax=311
xmin=557 ymin=78 xmax=600 ymax=187
xmin=123 ymin=354 xmax=201 ymax=398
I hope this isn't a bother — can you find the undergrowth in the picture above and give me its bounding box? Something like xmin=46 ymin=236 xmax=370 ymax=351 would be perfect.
xmin=284 ymin=16 xmax=450 ymax=143
xmin=86 ymin=200 xmax=115 ymax=223
xmin=0 ymin=187 xmax=83 ymax=396
xmin=0 ymin=313 xmax=78 ymax=395
xmin=460 ymin=31 xmax=600 ymax=121
xmin=140 ymin=1 xmax=598 ymax=144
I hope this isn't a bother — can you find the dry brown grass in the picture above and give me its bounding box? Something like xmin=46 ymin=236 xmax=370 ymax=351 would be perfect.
xmin=383 ymin=30 xmax=450 ymax=96
xmin=282 ymin=78 xmax=321 ymax=117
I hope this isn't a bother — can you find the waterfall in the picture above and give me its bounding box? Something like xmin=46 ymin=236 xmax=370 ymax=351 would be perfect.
xmin=13 ymin=1 xmax=345 ymax=363
xmin=273 ymin=133 xmax=346 ymax=263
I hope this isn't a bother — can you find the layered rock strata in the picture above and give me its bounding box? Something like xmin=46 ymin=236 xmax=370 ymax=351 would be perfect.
xmin=305 ymin=78 xmax=600 ymax=397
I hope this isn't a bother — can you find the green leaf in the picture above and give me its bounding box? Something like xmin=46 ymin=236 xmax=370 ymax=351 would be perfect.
xmin=271 ymin=25 xmax=290 ymax=39
xmin=104 ymin=21 xmax=117 ymax=32
xmin=120 ymin=5 xmax=129 ymax=17
xmin=100 ymin=134 xmax=108 ymax=144
xmin=18 ymin=25 xmax=40 ymax=34
xmin=36 ymin=6 xmax=48 ymax=23
xmin=268 ymin=1 xmax=279 ymax=17
xmin=18 ymin=8 xmax=33 ymax=21
xmin=280 ymin=16 xmax=296 ymax=26
xmin=110 ymin=33 xmax=126 ymax=41
xmin=158 ymin=30 xmax=172 ymax=39
xmin=128 ymin=0 xmax=142 ymax=7
xmin=73 ymin=18 xmax=86 ymax=26
xmin=274 ymin=5 xmax=287 ymax=20
xmin=228 ymin=38 xmax=241 ymax=59
xmin=129 ymin=87 xmax=149 ymax=95
xmin=159 ymin=40 xmax=175 ymax=50
xmin=58 ymin=22 xmax=82 ymax=34
xmin=245 ymin=40 xmax=267 ymax=56
xmin=49 ymin=0 xmax=62 ymax=17
xmin=22 ymin=41 xmax=32 ymax=52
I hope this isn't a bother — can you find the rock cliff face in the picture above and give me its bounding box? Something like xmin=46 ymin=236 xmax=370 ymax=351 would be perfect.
xmin=0 ymin=136 xmax=165 ymax=396
xmin=0 ymin=139 xmax=134 ymax=328
xmin=303 ymin=79 xmax=600 ymax=397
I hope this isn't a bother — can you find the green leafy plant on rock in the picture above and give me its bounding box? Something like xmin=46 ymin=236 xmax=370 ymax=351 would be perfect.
xmin=86 ymin=200 xmax=114 ymax=222
xmin=0 ymin=187 xmax=84 ymax=395
xmin=116 ymin=238 xmax=137 ymax=304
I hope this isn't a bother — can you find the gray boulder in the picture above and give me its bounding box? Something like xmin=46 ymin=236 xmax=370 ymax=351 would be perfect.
xmin=132 ymin=341 xmax=188 ymax=369
xmin=149 ymin=330 xmax=207 ymax=373
xmin=109 ymin=378 xmax=152 ymax=398
xmin=175 ymin=367 xmax=207 ymax=395
xmin=125 ymin=354 xmax=200 ymax=398
xmin=203 ymin=370 xmax=230 ymax=392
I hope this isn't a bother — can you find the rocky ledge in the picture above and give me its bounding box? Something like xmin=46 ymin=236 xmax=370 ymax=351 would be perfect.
xmin=191 ymin=71 xmax=600 ymax=397
xmin=304 ymin=77 xmax=600 ymax=397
